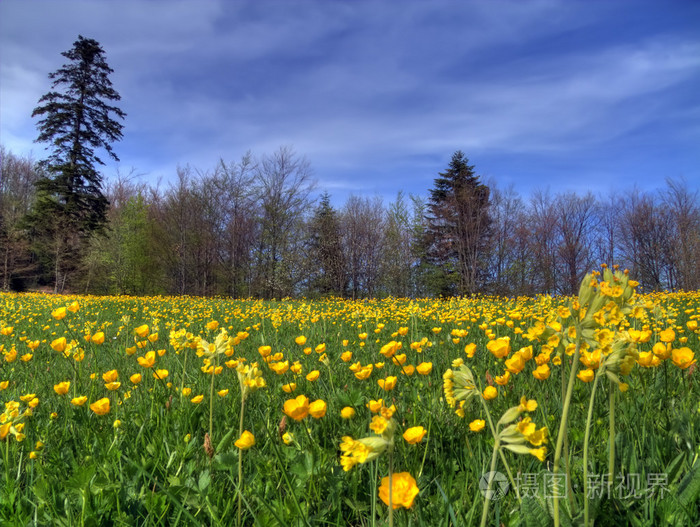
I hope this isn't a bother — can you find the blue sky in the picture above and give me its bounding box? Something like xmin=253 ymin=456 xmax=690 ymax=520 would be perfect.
xmin=1 ymin=0 xmax=699 ymax=204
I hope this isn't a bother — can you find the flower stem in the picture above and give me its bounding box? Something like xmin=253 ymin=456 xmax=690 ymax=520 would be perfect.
xmin=480 ymin=438 xmax=501 ymax=527
xmin=583 ymin=369 xmax=602 ymax=527
xmin=236 ymin=395 xmax=246 ymax=527
xmin=208 ymin=358 xmax=217 ymax=440
xmin=553 ymin=340 xmax=581 ymax=527
xmin=498 ymin=448 xmax=521 ymax=503
xmin=388 ymin=448 xmax=394 ymax=527
xmin=608 ymin=379 xmax=615 ymax=497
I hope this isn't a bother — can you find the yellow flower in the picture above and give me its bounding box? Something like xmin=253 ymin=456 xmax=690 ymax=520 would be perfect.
xmin=367 ymin=399 xmax=384 ymax=413
xmin=577 ymin=369 xmax=595 ymax=383
xmin=505 ymin=353 xmax=525 ymax=374
xmin=295 ymin=335 xmax=307 ymax=346
xmin=67 ymin=301 xmax=80 ymax=313
xmin=53 ymin=381 xmax=70 ymax=395
xmin=137 ymin=351 xmax=156 ymax=368
xmin=102 ymin=369 xmax=119 ymax=383
xmin=416 ymin=362 xmax=433 ymax=375
xmin=270 ymin=361 xmax=289 ymax=375
xmin=89 ymin=398 xmax=110 ymax=416
xmin=153 ymin=369 xmax=169 ymax=380
xmin=532 ymin=364 xmax=551 ymax=380
xmin=401 ymin=364 xmax=416 ymax=376
xmin=130 ymin=373 xmax=142 ymax=384
xmin=391 ymin=353 xmax=407 ymax=366
xmin=369 ymin=415 xmax=389 ymax=434
xmin=51 ymin=307 xmax=67 ymax=320
xmin=652 ymin=342 xmax=671 ymax=359
xmin=315 ymin=343 xmax=326 ymax=353
xmin=309 ymin=399 xmax=327 ymax=418
xmin=379 ymin=472 xmax=419 ymax=509
xmin=0 ymin=381 xmax=8 ymax=390
xmin=113 ymin=419 xmax=122 ymax=429
xmin=659 ymin=328 xmax=676 ymax=343
xmin=495 ymin=371 xmax=511 ymax=386
xmin=235 ymin=430 xmax=255 ymax=450
xmin=282 ymin=383 xmax=297 ymax=393
xmin=305 ymin=370 xmax=320 ymax=382
xmin=341 ymin=407 xmax=356 ymax=419
xmin=671 ymin=347 xmax=696 ymax=370
xmin=341 ymin=351 xmax=353 ymax=362
xmin=354 ymin=366 xmax=373 ymax=380
xmin=190 ymin=395 xmax=204 ymax=404
xmin=282 ymin=432 xmax=294 ymax=445
xmin=206 ymin=320 xmax=219 ymax=331
xmin=283 ymin=395 xmax=310 ymax=421
xmin=377 ymin=376 xmax=397 ymax=391
xmin=182 ymin=387 xmax=192 ymax=397
xmin=0 ymin=423 xmax=11 ymax=440
xmin=402 ymin=426 xmax=427 ymax=444
xmin=469 ymin=419 xmax=486 ymax=432
xmin=487 ymin=337 xmax=511 ymax=359
xmin=51 ymin=337 xmax=68 ymax=353
xmin=518 ymin=396 xmax=537 ymax=412
xmin=464 ymin=343 xmax=477 ymax=358
xmin=104 ymin=382 xmax=121 ymax=391
xmin=530 ymin=447 xmax=547 ymax=462
xmin=91 ymin=332 xmax=105 ymax=345
xmin=71 ymin=396 xmax=88 ymax=406
xmin=379 ymin=341 xmax=401 ymax=358
xmin=482 ymin=386 xmax=498 ymax=400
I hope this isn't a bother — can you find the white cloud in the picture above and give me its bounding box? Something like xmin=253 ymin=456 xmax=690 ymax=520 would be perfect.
xmin=1 ymin=0 xmax=698 ymax=195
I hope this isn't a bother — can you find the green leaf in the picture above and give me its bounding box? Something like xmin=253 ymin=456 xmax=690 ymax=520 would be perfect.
xmin=212 ymin=451 xmax=238 ymax=471
xmin=520 ymin=496 xmax=551 ymax=527
xmin=216 ymin=425 xmax=239 ymax=454
xmin=66 ymin=465 xmax=96 ymax=490
xmin=198 ymin=470 xmax=211 ymax=494
xmin=676 ymin=461 xmax=700 ymax=510
xmin=664 ymin=452 xmax=686 ymax=485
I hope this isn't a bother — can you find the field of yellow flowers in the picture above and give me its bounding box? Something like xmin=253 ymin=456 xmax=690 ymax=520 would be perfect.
xmin=0 ymin=268 xmax=698 ymax=526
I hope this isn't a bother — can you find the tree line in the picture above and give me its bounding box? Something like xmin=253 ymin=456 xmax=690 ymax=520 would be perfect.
xmin=1 ymin=36 xmax=699 ymax=298
xmin=2 ymin=144 xmax=699 ymax=298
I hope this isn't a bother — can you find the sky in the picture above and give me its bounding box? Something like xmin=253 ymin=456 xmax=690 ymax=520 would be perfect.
xmin=1 ymin=0 xmax=699 ymax=204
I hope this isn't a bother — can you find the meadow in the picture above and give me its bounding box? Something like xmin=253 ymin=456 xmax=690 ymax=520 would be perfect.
xmin=0 ymin=268 xmax=698 ymax=526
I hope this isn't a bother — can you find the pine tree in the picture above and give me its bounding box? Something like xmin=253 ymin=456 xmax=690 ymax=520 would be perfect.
xmin=309 ymin=192 xmax=346 ymax=296
xmin=28 ymin=36 xmax=125 ymax=291
xmin=425 ymin=151 xmax=490 ymax=296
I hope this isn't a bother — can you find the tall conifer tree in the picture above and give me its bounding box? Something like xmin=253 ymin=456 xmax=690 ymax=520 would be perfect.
xmin=425 ymin=151 xmax=490 ymax=296
xmin=29 ymin=36 xmax=125 ymax=291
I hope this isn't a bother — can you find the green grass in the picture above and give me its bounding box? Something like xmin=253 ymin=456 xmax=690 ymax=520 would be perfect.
xmin=0 ymin=291 xmax=698 ymax=526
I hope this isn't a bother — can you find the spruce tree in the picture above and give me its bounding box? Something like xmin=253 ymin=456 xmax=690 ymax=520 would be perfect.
xmin=425 ymin=151 xmax=490 ymax=296
xmin=29 ymin=35 xmax=125 ymax=291
xmin=309 ymin=192 xmax=346 ymax=296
